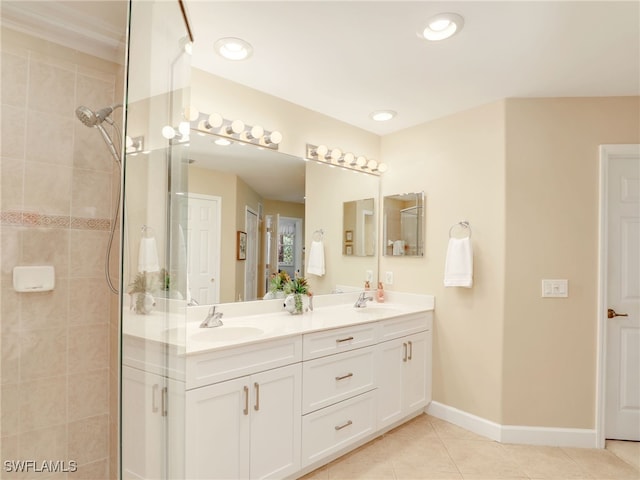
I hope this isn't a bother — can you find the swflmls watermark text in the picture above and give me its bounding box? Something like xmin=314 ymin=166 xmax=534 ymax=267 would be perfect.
xmin=4 ymin=460 xmax=78 ymax=473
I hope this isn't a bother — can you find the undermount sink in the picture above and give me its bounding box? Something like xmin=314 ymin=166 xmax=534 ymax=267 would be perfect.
xmin=190 ymin=326 xmax=264 ymax=342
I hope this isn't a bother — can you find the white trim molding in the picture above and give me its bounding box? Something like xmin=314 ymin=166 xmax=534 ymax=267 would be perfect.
xmin=426 ymin=402 xmax=598 ymax=448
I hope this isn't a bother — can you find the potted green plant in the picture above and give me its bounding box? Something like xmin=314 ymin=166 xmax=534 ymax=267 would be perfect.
xmin=283 ymin=276 xmax=311 ymax=315
xmin=127 ymin=271 xmax=159 ymax=314
xmin=264 ymin=271 xmax=291 ymax=299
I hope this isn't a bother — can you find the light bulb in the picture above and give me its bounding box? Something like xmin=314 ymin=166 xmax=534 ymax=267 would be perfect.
xmin=367 ymin=159 xmax=378 ymax=170
xmin=377 ymin=163 xmax=388 ymax=173
xmin=226 ymin=119 xmax=245 ymax=135
xmin=207 ymin=113 xmax=223 ymax=129
xmin=162 ymin=125 xmax=176 ymax=139
xmin=315 ymin=144 xmax=328 ymax=158
xmin=183 ymin=106 xmax=199 ymax=121
xmin=248 ymin=125 xmax=264 ymax=139
xmin=343 ymin=152 xmax=355 ymax=164
xmin=330 ymin=148 xmax=342 ymax=162
xmin=178 ymin=121 xmax=191 ymax=136
xmin=265 ymin=131 xmax=282 ymax=145
xmin=356 ymin=156 xmax=367 ymax=167
xmin=214 ymin=37 xmax=253 ymax=61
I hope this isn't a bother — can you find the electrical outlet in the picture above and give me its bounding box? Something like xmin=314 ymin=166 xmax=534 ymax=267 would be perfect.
xmin=385 ymin=271 xmax=394 ymax=285
xmin=366 ymin=270 xmax=373 ymax=282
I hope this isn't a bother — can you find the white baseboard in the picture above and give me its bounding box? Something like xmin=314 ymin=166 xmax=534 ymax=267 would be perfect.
xmin=426 ymin=401 xmax=598 ymax=448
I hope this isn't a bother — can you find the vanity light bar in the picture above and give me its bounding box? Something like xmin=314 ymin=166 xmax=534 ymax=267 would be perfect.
xmin=305 ymin=144 xmax=387 ymax=176
xmin=183 ymin=107 xmax=282 ymax=150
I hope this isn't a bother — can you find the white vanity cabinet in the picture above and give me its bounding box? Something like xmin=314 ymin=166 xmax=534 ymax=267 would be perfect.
xmin=300 ymin=324 xmax=379 ymax=468
xmin=184 ymin=336 xmax=303 ymax=480
xmin=376 ymin=315 xmax=432 ymax=430
xmin=122 ymin=365 xmax=185 ymax=480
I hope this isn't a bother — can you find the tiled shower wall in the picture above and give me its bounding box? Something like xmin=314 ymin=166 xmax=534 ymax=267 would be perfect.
xmin=1 ymin=28 xmax=124 ymax=478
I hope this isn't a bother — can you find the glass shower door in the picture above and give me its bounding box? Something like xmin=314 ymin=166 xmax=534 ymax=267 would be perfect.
xmin=121 ymin=1 xmax=192 ymax=478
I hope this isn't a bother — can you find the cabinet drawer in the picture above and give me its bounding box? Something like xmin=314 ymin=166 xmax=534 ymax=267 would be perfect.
xmin=185 ymin=335 xmax=302 ymax=390
xmin=303 ymin=323 xmax=378 ymax=360
xmin=379 ymin=312 xmax=432 ymax=342
xmin=302 ymin=346 xmax=376 ymax=414
xmin=301 ymin=390 xmax=376 ymax=467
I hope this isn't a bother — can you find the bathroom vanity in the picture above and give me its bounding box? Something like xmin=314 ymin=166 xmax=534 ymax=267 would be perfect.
xmin=122 ymin=292 xmax=434 ymax=480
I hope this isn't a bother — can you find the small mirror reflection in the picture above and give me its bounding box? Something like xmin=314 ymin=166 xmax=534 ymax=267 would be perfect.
xmin=383 ymin=192 xmax=425 ymax=257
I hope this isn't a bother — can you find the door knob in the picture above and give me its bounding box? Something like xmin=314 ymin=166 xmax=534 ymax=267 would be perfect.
xmin=608 ymin=308 xmax=629 ymax=319
xmin=210 ymin=278 xmax=215 ymax=283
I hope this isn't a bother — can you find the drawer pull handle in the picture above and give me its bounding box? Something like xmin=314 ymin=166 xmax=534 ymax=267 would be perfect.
xmin=336 ymin=336 xmax=354 ymax=343
xmin=403 ymin=342 xmax=408 ymax=362
xmin=243 ymin=386 xmax=249 ymax=415
xmin=161 ymin=386 xmax=168 ymax=417
xmin=408 ymin=341 xmax=413 ymax=360
xmin=254 ymin=382 xmax=260 ymax=411
xmin=151 ymin=384 xmax=159 ymax=413
xmin=334 ymin=420 xmax=353 ymax=431
xmin=335 ymin=373 xmax=354 ymax=381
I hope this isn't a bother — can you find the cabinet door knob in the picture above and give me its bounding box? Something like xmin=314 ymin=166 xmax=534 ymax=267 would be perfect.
xmin=336 ymin=336 xmax=354 ymax=343
xmin=254 ymin=382 xmax=260 ymax=411
xmin=334 ymin=420 xmax=353 ymax=431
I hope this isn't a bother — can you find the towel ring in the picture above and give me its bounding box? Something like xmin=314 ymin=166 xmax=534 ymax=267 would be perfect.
xmin=449 ymin=221 xmax=471 ymax=238
xmin=312 ymin=229 xmax=324 ymax=241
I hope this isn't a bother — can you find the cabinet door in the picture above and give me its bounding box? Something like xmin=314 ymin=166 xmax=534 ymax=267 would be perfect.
xmin=403 ymin=331 xmax=429 ymax=412
xmin=186 ymin=377 xmax=250 ymax=479
xmin=250 ymin=363 xmax=302 ymax=480
xmin=376 ymin=338 xmax=405 ymax=430
xmin=122 ymin=366 xmax=165 ymax=480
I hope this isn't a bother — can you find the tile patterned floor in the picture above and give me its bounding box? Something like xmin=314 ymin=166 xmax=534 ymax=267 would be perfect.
xmin=300 ymin=414 xmax=640 ymax=480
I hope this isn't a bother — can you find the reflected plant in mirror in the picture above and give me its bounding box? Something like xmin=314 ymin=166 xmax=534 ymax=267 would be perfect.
xmin=383 ymin=192 xmax=425 ymax=257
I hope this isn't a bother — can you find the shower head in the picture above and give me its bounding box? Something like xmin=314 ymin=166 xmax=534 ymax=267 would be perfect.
xmin=75 ymin=104 xmax=121 ymax=127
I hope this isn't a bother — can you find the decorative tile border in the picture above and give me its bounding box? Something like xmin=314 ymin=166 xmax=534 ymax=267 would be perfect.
xmin=1 ymin=210 xmax=112 ymax=231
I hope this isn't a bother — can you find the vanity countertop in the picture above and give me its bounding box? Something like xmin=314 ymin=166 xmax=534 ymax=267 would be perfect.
xmin=123 ymin=291 xmax=434 ymax=356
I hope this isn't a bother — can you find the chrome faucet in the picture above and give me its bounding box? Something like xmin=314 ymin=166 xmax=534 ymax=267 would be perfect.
xmin=354 ymin=292 xmax=373 ymax=308
xmin=200 ymin=305 xmax=224 ymax=328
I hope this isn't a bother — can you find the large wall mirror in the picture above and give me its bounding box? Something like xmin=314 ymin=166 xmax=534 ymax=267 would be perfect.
xmin=185 ymin=130 xmax=379 ymax=304
xmin=383 ymin=192 xmax=425 ymax=257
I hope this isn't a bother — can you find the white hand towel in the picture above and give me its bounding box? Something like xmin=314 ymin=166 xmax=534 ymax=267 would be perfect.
xmin=138 ymin=237 xmax=160 ymax=273
xmin=307 ymin=240 xmax=325 ymax=276
xmin=444 ymin=237 xmax=473 ymax=287
xmin=393 ymin=240 xmax=405 ymax=256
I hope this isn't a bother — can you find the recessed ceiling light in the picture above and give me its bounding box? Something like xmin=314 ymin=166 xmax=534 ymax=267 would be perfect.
xmin=214 ymin=37 xmax=253 ymax=61
xmin=370 ymin=110 xmax=397 ymax=122
xmin=419 ymin=13 xmax=464 ymax=41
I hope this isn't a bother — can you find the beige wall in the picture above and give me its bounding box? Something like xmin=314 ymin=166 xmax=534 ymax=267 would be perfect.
xmin=502 ymin=97 xmax=640 ymax=428
xmin=381 ymin=96 xmax=640 ymax=430
xmin=381 ymin=101 xmax=507 ymax=423
xmin=1 ymin=27 xmax=123 ymax=477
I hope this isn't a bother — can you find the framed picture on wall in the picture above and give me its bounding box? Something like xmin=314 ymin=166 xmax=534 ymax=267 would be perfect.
xmin=237 ymin=231 xmax=247 ymax=260
xmin=345 ymin=245 xmax=353 ymax=255
xmin=345 ymin=230 xmax=353 ymax=242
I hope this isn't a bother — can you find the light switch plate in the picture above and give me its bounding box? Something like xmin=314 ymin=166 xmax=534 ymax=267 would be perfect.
xmin=365 ymin=270 xmax=373 ymax=282
xmin=541 ymin=279 xmax=568 ymax=298
xmin=385 ymin=271 xmax=394 ymax=285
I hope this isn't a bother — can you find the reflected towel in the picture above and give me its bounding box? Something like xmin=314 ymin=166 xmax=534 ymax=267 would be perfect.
xmin=307 ymin=240 xmax=325 ymax=276
xmin=393 ymin=240 xmax=405 ymax=256
xmin=444 ymin=237 xmax=473 ymax=287
xmin=138 ymin=237 xmax=160 ymax=273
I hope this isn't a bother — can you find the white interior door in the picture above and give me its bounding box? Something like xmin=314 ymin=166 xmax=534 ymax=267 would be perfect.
xmin=186 ymin=194 xmax=221 ymax=305
xmin=244 ymin=208 xmax=259 ymax=301
xmin=604 ymin=144 xmax=640 ymax=441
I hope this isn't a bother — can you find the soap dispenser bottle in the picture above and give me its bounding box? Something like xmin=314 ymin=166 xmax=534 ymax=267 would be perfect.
xmin=376 ymin=282 xmax=385 ymax=303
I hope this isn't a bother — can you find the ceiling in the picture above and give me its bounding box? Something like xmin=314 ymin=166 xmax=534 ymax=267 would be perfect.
xmin=185 ymin=1 xmax=640 ymax=135
xmin=3 ymin=1 xmax=638 ymax=136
